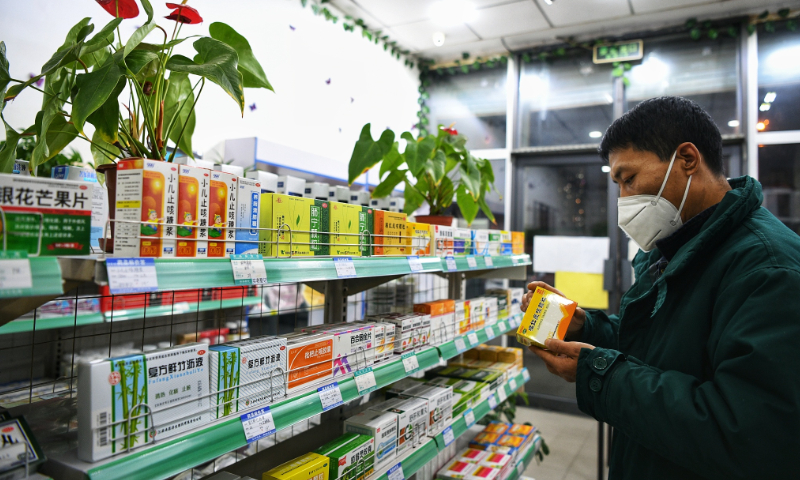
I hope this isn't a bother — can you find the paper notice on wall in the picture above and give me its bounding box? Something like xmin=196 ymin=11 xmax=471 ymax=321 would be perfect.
xmin=533 ymin=236 xmax=609 ymax=274
xmin=554 ymin=271 xmax=609 ymax=310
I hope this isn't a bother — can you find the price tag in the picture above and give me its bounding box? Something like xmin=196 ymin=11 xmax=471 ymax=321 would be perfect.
xmin=407 ymin=255 xmax=423 ymax=272
xmin=0 ymin=251 xmax=32 ymax=293
xmin=354 ymin=367 xmax=377 ymax=395
xmin=523 ymin=369 xmax=530 ymax=382
xmin=498 ymin=321 xmax=507 ymax=332
xmin=467 ymin=332 xmax=479 ymax=346
xmin=509 ymin=377 xmax=518 ymax=390
xmin=445 ymin=255 xmax=457 ymax=271
xmin=486 ymin=326 xmax=495 ymax=339
xmin=333 ymin=257 xmax=357 ymax=278
xmin=240 ymin=407 xmax=276 ymax=443
xmin=230 ymin=254 xmax=268 ymax=285
xmin=317 ymin=382 xmax=343 ymax=411
xmin=485 ymin=257 xmax=494 ymax=267
xmin=106 ymin=258 xmax=158 ymax=294
xmin=454 ymin=338 xmax=467 ymax=353
xmin=442 ymin=426 xmax=455 ymax=446
xmin=488 ymin=393 xmax=498 ymax=410
xmin=401 ymin=352 xmax=419 ymax=374
xmin=388 ymin=463 xmax=404 ymax=480
xmin=466 ymin=256 xmax=477 ymax=269
xmin=464 ymin=408 xmax=476 ymax=427
xmin=513 ymin=256 xmax=521 ymax=264
xmin=498 ymin=386 xmax=508 ymax=403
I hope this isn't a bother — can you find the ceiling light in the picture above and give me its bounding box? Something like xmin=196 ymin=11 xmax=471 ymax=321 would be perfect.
xmin=760 ymin=103 xmax=771 ymax=112
xmin=727 ymin=120 xmax=740 ymax=127
xmin=543 ymin=0 xmax=556 ymax=4
xmin=757 ymin=122 xmax=766 ymax=131
xmin=604 ymin=94 xmax=613 ymax=104
xmin=601 ymin=165 xmax=611 ymax=173
xmin=630 ymin=56 xmax=669 ymax=84
xmin=589 ymin=131 xmax=602 ymax=138
xmin=432 ymin=32 xmax=446 ymax=47
xmin=429 ymin=0 xmax=477 ymax=26
xmin=764 ymin=92 xmax=777 ymax=103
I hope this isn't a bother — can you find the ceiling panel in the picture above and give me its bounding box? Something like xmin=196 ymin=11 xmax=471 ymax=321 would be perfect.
xmin=418 ymin=38 xmax=508 ymax=61
xmin=350 ymin=0 xmax=433 ymax=27
xmin=534 ymin=0 xmax=632 ymax=27
xmin=468 ymin=1 xmax=550 ymax=38
xmin=329 ymin=0 xmax=391 ymax=31
xmin=630 ymin=0 xmax=721 ymax=14
xmin=390 ymin=20 xmax=481 ymax=52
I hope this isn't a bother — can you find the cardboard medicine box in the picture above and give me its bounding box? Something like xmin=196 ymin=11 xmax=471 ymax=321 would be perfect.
xmin=330 ymin=202 xmax=373 ymax=257
xmin=77 ymin=343 xmax=210 ymax=462
xmin=407 ymin=221 xmax=431 ymax=256
xmin=246 ymin=170 xmax=278 ymax=193
xmin=516 ymin=287 xmax=576 ymax=348
xmin=315 ymin=433 xmax=375 ymax=480
xmin=304 ymin=182 xmax=330 ymax=200
xmin=262 ymin=452 xmax=329 ymax=480
xmin=432 ymin=224 xmax=455 ymax=257
xmin=499 ymin=231 xmax=512 ymax=255
xmin=344 ymin=410 xmax=398 ymax=470
xmin=368 ymin=397 xmax=426 ymax=458
xmin=438 ymin=459 xmax=478 ymax=480
xmin=207 ymin=170 xmax=237 ymax=257
xmin=258 ymin=193 xmax=329 ymax=257
xmin=285 ymin=333 xmax=333 ymax=394
xmin=373 ymin=210 xmax=409 ymax=255
xmin=454 ymin=228 xmax=472 ymax=256
xmin=276 ymin=175 xmax=305 ymax=197
xmin=51 ymin=165 xmax=108 ymax=250
xmin=474 ymin=230 xmax=489 ymax=256
xmin=176 ymin=164 xmax=210 ymax=258
xmin=511 ymin=231 xmax=525 ymax=255
xmin=400 ymin=383 xmax=453 ymax=436
xmin=235 ymin=176 xmax=261 ymax=255
xmin=331 ymin=325 xmax=375 ymax=378
xmin=486 ymin=230 xmax=501 ymax=256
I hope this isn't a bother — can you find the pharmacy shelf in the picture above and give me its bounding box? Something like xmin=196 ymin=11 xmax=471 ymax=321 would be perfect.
xmin=0 ymin=297 xmax=261 ymax=334
xmin=436 ymin=316 xmax=522 ymax=361
xmin=507 ymin=434 xmax=544 ymax=480
xmin=0 ymin=256 xmax=67 ymax=323
xmin=443 ymin=254 xmax=530 ymax=273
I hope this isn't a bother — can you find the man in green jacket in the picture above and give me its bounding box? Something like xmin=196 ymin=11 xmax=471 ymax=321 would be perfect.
xmin=523 ymin=96 xmax=800 ymax=479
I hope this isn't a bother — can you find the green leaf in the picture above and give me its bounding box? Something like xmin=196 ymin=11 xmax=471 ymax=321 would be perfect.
xmin=758 ymin=10 xmax=769 ymax=19
xmin=0 ymin=119 xmax=20 ymax=174
xmin=611 ymin=66 xmax=623 ymax=77
xmin=163 ymin=73 xmax=196 ymax=157
xmin=42 ymin=114 xmax=79 ymax=161
xmin=0 ymin=42 xmax=9 ymax=101
xmin=82 ymin=18 xmax=122 ymax=56
xmin=414 ymin=135 xmax=436 ymax=175
xmin=403 ymin=180 xmax=426 ymax=215
xmin=136 ymin=38 xmax=191 ymax=52
xmin=87 ymin=77 xmax=125 ymax=143
xmin=125 ymin=50 xmax=159 ymax=75
xmin=685 ymin=18 xmax=697 ymax=29
xmin=622 ymin=76 xmax=630 ymax=87
xmin=778 ymin=8 xmax=790 ymax=18
xmin=296 ymin=215 xmax=301 ymax=225
xmin=209 ymin=22 xmax=273 ymax=91
xmin=478 ymin=195 xmax=496 ymax=224
xmin=347 ymin=124 xmax=395 ymax=184
xmin=437 ymin=175 xmax=455 ymax=208
xmin=71 ymin=55 xmax=123 ymax=133
xmin=747 ymin=24 xmax=757 ymax=35
xmin=140 ymin=0 xmax=154 ymax=23
xmin=379 ymin=142 xmax=404 ymax=178
xmin=708 ymin=28 xmax=718 ymax=39
xmin=124 ymin=23 xmax=156 ymax=58
xmin=456 ymin=184 xmax=479 ymax=225
xmin=690 ymin=28 xmax=701 ymax=40
xmin=167 ymin=38 xmax=245 ymax=115
xmin=91 ymin=128 xmax=120 ymax=167
xmin=400 ymin=131 xmax=420 ymax=174
xmin=425 ymin=149 xmax=446 ymax=183
xmin=459 ymin=155 xmax=481 ymax=199
xmin=373 ymin=169 xmax=406 ymax=198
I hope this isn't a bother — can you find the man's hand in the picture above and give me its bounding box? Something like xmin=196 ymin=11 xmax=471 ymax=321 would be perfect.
xmin=529 ymin=338 xmax=595 ymax=383
xmin=521 ymin=281 xmax=586 ymax=340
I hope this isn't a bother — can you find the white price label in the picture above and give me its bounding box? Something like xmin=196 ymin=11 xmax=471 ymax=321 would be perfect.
xmin=454 ymin=338 xmax=467 ymax=353
xmin=442 ymin=426 xmax=455 ymax=446
xmin=488 ymin=394 xmax=498 ymax=410
xmin=230 ymin=254 xmax=267 ymax=285
xmin=0 ymin=256 xmax=32 ymax=291
xmin=498 ymin=386 xmax=508 ymax=403
xmin=464 ymin=408 xmax=476 ymax=427
xmin=388 ymin=463 xmax=404 ymax=480
xmin=334 ymin=257 xmax=357 ymax=278
xmin=354 ymin=367 xmax=377 ymax=395
xmin=317 ymin=382 xmax=343 ymax=411
xmin=467 ymin=332 xmax=479 ymax=346
xmin=486 ymin=327 xmax=495 ymax=339
xmin=106 ymin=258 xmax=158 ymax=294
xmin=498 ymin=321 xmax=507 ymax=332
xmin=523 ymin=369 xmax=530 ymax=381
xmin=485 ymin=256 xmax=494 ymax=267
xmin=445 ymin=256 xmax=457 ymax=271
xmin=401 ymin=352 xmax=419 ymax=374
xmin=407 ymin=256 xmax=423 ymax=272
xmin=509 ymin=378 xmax=518 ymax=390
xmin=240 ymin=407 xmax=276 ymax=444
xmin=466 ymin=256 xmax=477 ymax=269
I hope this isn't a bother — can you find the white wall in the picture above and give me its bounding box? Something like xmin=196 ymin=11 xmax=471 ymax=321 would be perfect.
xmin=0 ymin=0 xmax=419 ymax=171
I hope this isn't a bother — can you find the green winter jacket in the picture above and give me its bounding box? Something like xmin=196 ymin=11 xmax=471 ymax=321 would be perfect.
xmin=577 ymin=176 xmax=800 ymax=479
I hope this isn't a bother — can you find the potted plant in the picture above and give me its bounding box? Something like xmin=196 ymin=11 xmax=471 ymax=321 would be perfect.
xmin=0 ymin=0 xmax=272 ymax=250
xmin=347 ymin=124 xmax=497 ymax=226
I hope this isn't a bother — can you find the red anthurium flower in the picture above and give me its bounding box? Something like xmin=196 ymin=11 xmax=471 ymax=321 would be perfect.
xmin=441 ymin=127 xmax=458 ymax=136
xmin=165 ymin=3 xmax=203 ymax=24
xmin=96 ymin=0 xmax=139 ymax=18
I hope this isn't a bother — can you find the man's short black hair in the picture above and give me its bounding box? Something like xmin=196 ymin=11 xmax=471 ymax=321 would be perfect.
xmin=599 ymin=96 xmax=724 ymax=176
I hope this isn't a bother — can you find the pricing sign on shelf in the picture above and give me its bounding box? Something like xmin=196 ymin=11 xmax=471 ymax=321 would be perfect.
xmin=498 ymin=321 xmax=507 ymax=332
xmin=401 ymin=352 xmax=419 ymax=374
xmin=0 ymin=251 xmax=32 ymax=294
xmin=464 ymin=408 xmax=476 ymax=427
xmin=388 ymin=463 xmax=404 ymax=480
xmin=354 ymin=367 xmax=377 ymax=395
xmin=445 ymin=255 xmax=457 ymax=271
xmin=240 ymin=407 xmax=276 ymax=443
xmin=230 ymin=253 xmax=268 ymax=285
xmin=488 ymin=393 xmax=498 ymax=410
xmin=509 ymin=377 xmax=518 ymax=390
xmin=523 ymin=369 xmax=530 ymax=382
xmin=333 ymin=257 xmax=357 ymax=278
xmin=442 ymin=426 xmax=455 ymax=446
xmin=486 ymin=326 xmax=495 ymax=339
xmin=485 ymin=256 xmax=494 ymax=268
xmin=498 ymin=386 xmax=508 ymax=403
xmin=106 ymin=258 xmax=158 ymax=294
xmin=466 ymin=256 xmax=477 ymax=269
xmin=407 ymin=255 xmax=423 ymax=272
xmin=317 ymin=382 xmax=343 ymax=411
xmin=467 ymin=332 xmax=479 ymax=346
xmin=454 ymin=338 xmax=467 ymax=353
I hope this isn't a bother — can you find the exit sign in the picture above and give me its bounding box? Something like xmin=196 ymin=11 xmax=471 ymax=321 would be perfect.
xmin=593 ymin=40 xmax=643 ymax=64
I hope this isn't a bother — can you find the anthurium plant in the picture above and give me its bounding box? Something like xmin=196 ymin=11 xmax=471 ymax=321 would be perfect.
xmin=0 ymin=0 xmax=272 ymax=174
xmin=348 ymin=124 xmax=497 ymax=225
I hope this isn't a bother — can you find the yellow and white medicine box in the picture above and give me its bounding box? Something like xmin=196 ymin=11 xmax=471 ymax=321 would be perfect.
xmin=408 ymin=222 xmax=432 ymax=256
xmin=262 ymin=452 xmax=329 ymax=480
xmin=516 ymin=287 xmax=576 ymax=348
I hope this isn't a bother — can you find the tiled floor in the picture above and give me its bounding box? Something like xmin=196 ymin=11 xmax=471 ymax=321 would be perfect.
xmin=516 ymin=407 xmax=609 ymax=480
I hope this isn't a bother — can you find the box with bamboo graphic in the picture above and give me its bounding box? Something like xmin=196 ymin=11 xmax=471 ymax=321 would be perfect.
xmin=315 ymin=433 xmax=375 ymax=480
xmin=373 ymin=210 xmax=410 ymax=256
xmin=77 ymin=344 xmax=210 ymax=462
xmin=330 ymin=202 xmax=373 ymax=256
xmin=209 ymin=336 xmax=287 ymax=419
xmin=258 ymin=193 xmax=330 ymax=257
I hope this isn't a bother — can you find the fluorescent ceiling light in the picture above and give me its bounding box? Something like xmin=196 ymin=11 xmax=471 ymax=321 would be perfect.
xmin=727 ymin=120 xmax=740 ymax=127
xmin=764 ymin=92 xmax=777 ymax=103
xmin=630 ymin=56 xmax=669 ymax=84
xmin=589 ymin=131 xmax=603 ymax=138
xmin=601 ymin=165 xmax=611 ymax=173
xmin=430 ymin=0 xmax=477 ymax=26
xmin=543 ymin=0 xmax=555 ymax=4
xmin=760 ymin=103 xmax=771 ymax=112
xmin=432 ymin=32 xmax=446 ymax=47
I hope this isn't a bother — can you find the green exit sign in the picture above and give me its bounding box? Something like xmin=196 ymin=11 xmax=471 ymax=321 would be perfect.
xmin=593 ymin=40 xmax=644 ymax=64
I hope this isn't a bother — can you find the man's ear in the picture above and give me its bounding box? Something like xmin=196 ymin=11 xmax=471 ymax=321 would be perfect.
xmin=677 ymin=142 xmax=701 ymax=176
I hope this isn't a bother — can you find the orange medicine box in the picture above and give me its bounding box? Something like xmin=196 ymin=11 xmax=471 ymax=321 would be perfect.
xmin=285 ymin=333 xmax=334 ymax=394
xmin=374 ymin=210 xmax=410 ymax=255
xmin=508 ymin=424 xmax=534 ymax=436
xmin=484 ymin=421 xmax=509 ymax=435
xmin=208 ymin=170 xmax=237 ymax=258
xmin=511 ymin=231 xmax=525 ymax=255
xmin=176 ymin=164 xmax=210 ymax=258
xmin=516 ymin=286 xmax=576 ymax=349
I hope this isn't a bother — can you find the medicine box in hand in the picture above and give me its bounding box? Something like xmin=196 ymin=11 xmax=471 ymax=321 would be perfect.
xmin=516 ymin=287 xmax=576 ymax=349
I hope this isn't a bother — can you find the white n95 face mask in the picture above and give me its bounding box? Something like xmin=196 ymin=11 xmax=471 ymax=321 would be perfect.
xmin=617 ymin=150 xmax=692 ymax=252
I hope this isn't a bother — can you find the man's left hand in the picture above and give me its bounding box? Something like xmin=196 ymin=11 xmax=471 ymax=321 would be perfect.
xmin=530 ymin=339 xmax=595 ymax=383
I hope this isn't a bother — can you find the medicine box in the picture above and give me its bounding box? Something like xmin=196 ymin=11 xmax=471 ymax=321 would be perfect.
xmin=487 ymin=230 xmax=501 ymax=256
xmin=208 ymin=170 xmax=237 ymax=258
xmin=407 ymin=222 xmax=431 ymax=256
xmin=455 ymin=300 xmax=471 ymax=335
xmin=214 ymin=164 xmax=244 ymax=177
xmin=473 ymin=230 xmax=489 ymax=256
xmin=454 ymin=228 xmax=472 ymax=256
xmin=51 ymin=165 xmax=108 ymax=250
xmin=350 ymin=191 xmax=371 ymax=206
xmin=77 ymin=343 xmax=210 ymax=461
xmin=516 ymin=287 xmax=576 ymax=348
xmin=285 ymin=333 xmax=333 ymax=394
xmin=258 ymin=193 xmax=330 ymax=257
xmin=511 ymin=232 xmax=524 ymax=255
xmin=315 ymin=433 xmax=375 ymax=480
xmin=344 ymin=410 xmax=398 ymax=470
xmin=438 ymin=459 xmax=478 ymax=480
xmin=262 ymin=452 xmax=329 ymax=480
xmin=277 ymin=175 xmax=305 ymax=197
xmin=328 ymin=185 xmax=351 ymax=203
xmin=368 ymin=397 xmax=427 ymax=458
xmin=331 ymin=325 xmax=375 ymax=379
xmin=373 ymin=210 xmax=410 ymax=256
xmin=235 ymin=176 xmax=261 ymax=255
xmin=499 ymin=231 xmax=512 ymax=255
xmin=246 ymin=170 xmax=278 ymax=194
xmin=304 ymin=182 xmax=330 ymax=200
xmin=388 ymin=197 xmax=404 ymax=213
xmin=400 ymin=383 xmax=453 ymax=436
xmin=431 ymin=225 xmax=455 ymax=257
xmin=330 ymin=202 xmax=373 ymax=257
xmin=369 ymin=197 xmax=389 ymax=210
xmin=176 ymin=164 xmax=210 ymax=258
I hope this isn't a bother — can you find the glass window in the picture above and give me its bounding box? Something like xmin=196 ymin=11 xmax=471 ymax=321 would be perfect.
xmin=427 ymin=68 xmax=507 ymax=149
xmin=627 ymin=34 xmax=740 ymax=135
xmin=518 ymin=52 xmax=614 ymax=147
xmin=758 ymin=28 xmax=800 ymax=132
xmin=759 ymin=144 xmax=800 ymax=233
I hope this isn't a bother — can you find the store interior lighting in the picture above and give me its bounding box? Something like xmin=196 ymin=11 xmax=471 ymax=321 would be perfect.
xmin=589 ymin=131 xmax=603 ymax=138
xmin=757 ymin=121 xmax=767 ymax=131
xmin=433 ymin=31 xmax=446 ymax=47
xmin=429 ymin=0 xmax=477 ymax=26
xmin=764 ymin=92 xmax=777 ymax=103
xmin=631 ymin=55 xmax=670 ymax=84
xmin=601 ymin=165 xmax=611 ymax=173
xmin=760 ymin=103 xmax=771 ymax=112
xmin=728 ymin=120 xmax=740 ymax=128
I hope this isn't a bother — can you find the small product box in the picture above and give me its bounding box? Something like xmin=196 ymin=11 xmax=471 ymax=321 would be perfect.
xmin=284 ymin=333 xmax=334 ymax=394
xmin=511 ymin=231 xmax=525 ymax=255
xmin=328 ymin=185 xmax=351 ymax=203
xmin=484 ymin=421 xmax=510 ymax=435
xmin=258 ymin=193 xmax=330 ymax=257
xmin=368 ymin=397 xmax=427 ymax=457
xmin=465 ymin=465 xmax=502 ymax=480
xmin=208 ymin=170 xmax=237 ymax=258
xmin=344 ymin=410 xmax=398 ymax=470
xmin=214 ymin=164 xmax=244 ymax=177
xmin=400 ymin=383 xmax=453 ymax=436
xmin=330 ymin=202 xmax=373 ymax=257
xmin=246 ymin=170 xmax=278 ymax=193
xmin=331 ymin=325 xmax=375 ymax=378
xmin=235 ymin=176 xmax=261 ymax=255
xmin=52 ymin=165 xmax=108 ymax=250
xmin=499 ymin=231 xmax=513 ymax=255
xmin=77 ymin=344 xmax=210 ymax=462
xmin=176 ymin=164 xmax=210 ymax=258
xmin=414 ymin=301 xmax=452 ymax=345
xmin=13 ymin=159 xmax=30 ymax=175
xmin=356 ymin=322 xmax=386 ymax=362
xmin=454 ymin=228 xmax=472 ymax=256
xmin=315 ymin=433 xmax=375 ymax=480
xmin=516 ymin=287 xmax=576 ymax=348
xmin=509 ymin=288 xmax=524 ymax=316
xmin=470 ymin=298 xmax=485 ymax=331
xmin=455 ymin=299 xmax=471 ymax=335
xmin=407 ymin=222 xmax=431 ymax=256
xmin=461 ymin=448 xmax=491 ymax=463
xmin=114 ymin=159 xmax=178 ymax=257
xmin=350 ymin=190 xmax=371 ymax=206
xmin=277 ymin=175 xmax=305 ymax=197
xmin=414 ymin=312 xmax=432 ymax=348
xmin=209 ymin=336 xmax=287 ymax=419
xmin=469 ymin=431 xmax=501 ymax=451
xmin=484 ymin=297 xmax=498 ymax=326
xmin=432 ymin=224 xmax=455 ymax=257
xmin=369 ymin=197 xmax=389 ymax=210
xmin=486 ymin=230 xmax=501 ymax=256
xmin=388 ymin=197 xmax=404 ymax=213
xmin=473 ymin=230 xmax=489 ymax=256
xmin=262 ymin=452 xmax=329 ymax=480
xmin=438 ymin=459 xmax=478 ymax=480
xmin=373 ymin=210 xmax=410 ymax=256
xmin=304 ymin=182 xmax=330 ymax=200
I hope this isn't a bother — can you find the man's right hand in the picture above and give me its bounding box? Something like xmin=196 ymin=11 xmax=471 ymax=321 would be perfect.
xmin=521 ymin=281 xmax=586 ymax=340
